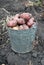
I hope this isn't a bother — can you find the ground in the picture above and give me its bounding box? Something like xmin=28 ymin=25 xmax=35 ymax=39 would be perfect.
xmin=0 ymin=0 xmax=44 ymax=65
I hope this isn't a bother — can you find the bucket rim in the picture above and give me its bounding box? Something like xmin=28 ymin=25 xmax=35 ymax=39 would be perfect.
xmin=7 ymin=22 xmax=37 ymax=31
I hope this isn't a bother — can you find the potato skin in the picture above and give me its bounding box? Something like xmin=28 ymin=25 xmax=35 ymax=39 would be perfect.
xmin=17 ymin=18 xmax=25 ymax=25
xmin=23 ymin=24 xmax=29 ymax=30
xmin=20 ymin=13 xmax=31 ymax=21
xmin=19 ymin=24 xmax=29 ymax=30
xmin=7 ymin=20 xmax=17 ymax=27
xmin=27 ymin=18 xmax=34 ymax=27
xmin=14 ymin=14 xmax=20 ymax=18
xmin=7 ymin=13 xmax=35 ymax=29
xmin=19 ymin=25 xmax=24 ymax=30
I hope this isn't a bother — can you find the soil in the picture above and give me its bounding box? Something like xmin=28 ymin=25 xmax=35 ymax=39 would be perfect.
xmin=0 ymin=0 xmax=44 ymax=65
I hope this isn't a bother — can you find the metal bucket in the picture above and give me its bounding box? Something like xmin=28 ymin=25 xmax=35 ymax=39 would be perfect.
xmin=7 ymin=22 xmax=37 ymax=53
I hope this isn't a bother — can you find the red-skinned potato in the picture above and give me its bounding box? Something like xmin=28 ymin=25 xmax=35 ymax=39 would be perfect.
xmin=20 ymin=13 xmax=31 ymax=21
xmin=14 ymin=14 xmax=20 ymax=18
xmin=31 ymin=17 xmax=35 ymax=21
xmin=17 ymin=18 xmax=25 ymax=25
xmin=19 ymin=24 xmax=29 ymax=30
xmin=7 ymin=20 xmax=17 ymax=27
xmin=11 ymin=14 xmax=20 ymax=20
xmin=23 ymin=24 xmax=29 ymax=30
xmin=27 ymin=18 xmax=34 ymax=28
xmin=19 ymin=25 xmax=24 ymax=30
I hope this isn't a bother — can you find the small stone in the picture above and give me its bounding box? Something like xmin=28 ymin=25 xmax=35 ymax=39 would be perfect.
xmin=43 ymin=51 xmax=44 ymax=54
xmin=39 ymin=54 xmax=43 ymax=58
xmin=32 ymin=52 xmax=37 ymax=57
xmin=7 ymin=52 xmax=19 ymax=65
xmin=41 ymin=58 xmax=44 ymax=65
xmin=1 ymin=48 xmax=7 ymax=56
xmin=38 ymin=63 xmax=41 ymax=65
xmin=36 ymin=57 xmax=41 ymax=63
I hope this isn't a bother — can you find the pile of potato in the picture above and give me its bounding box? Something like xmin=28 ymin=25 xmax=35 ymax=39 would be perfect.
xmin=7 ymin=13 xmax=35 ymax=30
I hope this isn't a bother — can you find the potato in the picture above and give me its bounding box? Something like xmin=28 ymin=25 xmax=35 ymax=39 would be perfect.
xmin=23 ymin=24 xmax=29 ymax=30
xmin=7 ymin=20 xmax=17 ymax=27
xmin=14 ymin=14 xmax=20 ymax=18
xmin=9 ymin=14 xmax=20 ymax=21
xmin=31 ymin=17 xmax=34 ymax=21
xmin=17 ymin=18 xmax=25 ymax=25
xmin=27 ymin=18 xmax=34 ymax=27
xmin=19 ymin=24 xmax=29 ymax=30
xmin=20 ymin=13 xmax=31 ymax=21
xmin=19 ymin=25 xmax=24 ymax=30
xmin=12 ymin=26 xmax=19 ymax=30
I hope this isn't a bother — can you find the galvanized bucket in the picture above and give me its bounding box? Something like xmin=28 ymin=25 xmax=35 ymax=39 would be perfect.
xmin=7 ymin=22 xmax=37 ymax=53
